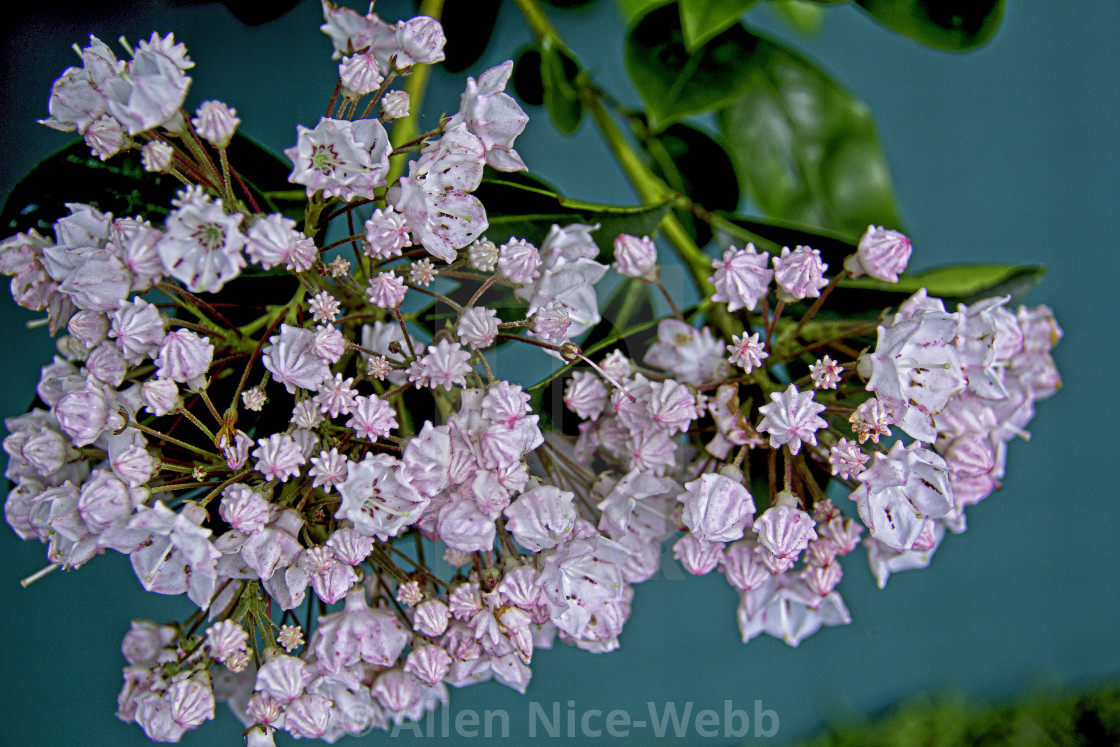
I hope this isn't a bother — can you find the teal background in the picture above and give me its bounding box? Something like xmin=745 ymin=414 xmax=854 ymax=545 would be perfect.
xmin=2 ymin=1 xmax=1118 ymax=744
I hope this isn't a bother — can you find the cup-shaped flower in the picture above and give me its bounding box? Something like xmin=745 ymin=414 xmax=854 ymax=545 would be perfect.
xmin=680 ymin=472 xmax=755 ymax=543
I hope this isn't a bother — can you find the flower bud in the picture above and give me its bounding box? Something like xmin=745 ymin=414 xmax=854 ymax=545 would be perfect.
xmin=845 ymin=225 xmax=911 ymax=282
xmin=192 ymin=100 xmax=239 ymax=148
xmin=613 ymin=234 xmax=659 ymax=282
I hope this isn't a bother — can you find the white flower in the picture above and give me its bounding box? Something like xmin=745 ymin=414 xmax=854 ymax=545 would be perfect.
xmin=757 ymin=384 xmax=827 ymax=455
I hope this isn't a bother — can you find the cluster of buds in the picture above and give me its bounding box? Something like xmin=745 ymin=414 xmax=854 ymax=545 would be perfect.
xmin=0 ymin=3 xmax=1061 ymax=744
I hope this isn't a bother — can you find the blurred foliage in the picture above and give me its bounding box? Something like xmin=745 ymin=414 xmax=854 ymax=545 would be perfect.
xmin=793 ymin=687 xmax=1120 ymax=747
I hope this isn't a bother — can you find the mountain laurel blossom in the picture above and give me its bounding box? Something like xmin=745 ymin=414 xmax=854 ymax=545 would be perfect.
xmin=0 ymin=8 xmax=1065 ymax=745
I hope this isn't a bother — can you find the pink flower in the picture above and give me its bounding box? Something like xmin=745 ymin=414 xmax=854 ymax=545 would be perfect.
xmin=308 ymin=291 xmax=340 ymax=323
xmin=447 ymin=60 xmax=528 ymax=172
xmin=457 ymin=306 xmax=499 ymax=349
xmin=155 ymin=329 xmax=213 ymax=387
xmin=757 ymin=384 xmax=827 ymax=455
xmin=252 ymin=434 xmax=305 ymax=483
xmin=394 ymin=124 xmax=488 ymax=263
xmin=828 ymin=438 xmax=869 ymax=479
xmin=726 ymin=332 xmax=768 ymax=372
xmin=849 ymin=397 xmax=893 ymax=444
xmin=497 ymin=238 xmax=541 ymax=284
xmin=339 ymin=51 xmax=383 ymax=96
xmin=364 ymin=206 xmax=411 ymax=259
xmin=673 ymin=534 xmax=724 ymax=575
xmin=158 ymin=187 xmax=246 ymax=293
xmin=313 ymin=373 xmax=357 ymax=418
xmin=709 ymin=244 xmax=772 ymax=312
xmin=103 ymin=33 xmax=192 ymax=134
xmin=772 ymin=245 xmax=828 ymax=302
xmin=753 ymin=492 xmax=818 ymax=559
xmin=245 ymin=213 xmax=315 ymax=272
xmin=219 ymin=484 xmax=269 ymax=534
xmin=367 ymin=270 xmax=407 ymax=309
xmin=861 ymin=303 xmax=965 ymax=442
xmin=284 ymin=117 xmax=391 ymax=201
xmin=395 ymin=15 xmax=447 ymax=67
xmin=408 ymin=338 xmax=472 ymax=391
xmin=346 ymin=394 xmax=397 ymax=440
xmin=564 ymin=371 xmax=608 ymax=420
xmin=381 ymin=90 xmax=410 ymax=121
xmin=311 ymin=590 xmax=410 ymax=672
xmin=336 ymin=453 xmax=427 ymax=539
xmin=261 ymin=324 xmax=330 ymax=394
xmin=613 ymin=234 xmax=659 ymax=282
xmin=309 ymin=448 xmax=350 ymax=492
xmin=206 ymin=619 xmax=248 ymax=661
xmin=845 ymin=225 xmax=912 ymax=282
xmin=850 ymin=441 xmax=953 ymax=550
xmin=809 ymin=355 xmax=843 ymax=390
xmin=504 ymin=485 xmax=577 ymax=551
xmin=680 ymin=471 xmax=756 ymax=543
xmin=191 ymin=100 xmax=238 ymax=147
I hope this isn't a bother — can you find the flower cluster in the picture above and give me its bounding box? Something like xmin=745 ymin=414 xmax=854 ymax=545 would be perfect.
xmin=1 ymin=5 xmax=1061 ymax=745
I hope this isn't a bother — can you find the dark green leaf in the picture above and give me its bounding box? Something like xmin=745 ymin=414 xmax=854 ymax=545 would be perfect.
xmin=712 ymin=212 xmax=857 ymax=267
xmin=476 ymin=169 xmax=673 ymax=257
xmin=617 ymin=0 xmax=674 ymax=23
xmin=541 ymin=39 xmax=584 ymax=134
xmin=856 ymin=0 xmax=1004 ymax=51
xmin=220 ymin=0 xmax=302 ymax=26
xmin=513 ymin=47 xmax=545 ymax=106
xmin=717 ymin=32 xmax=903 ymax=238
xmin=636 ymin=120 xmax=740 ymax=246
xmin=440 ymin=0 xmax=503 ymax=73
xmin=1 ymin=133 xmax=297 ymax=236
xmin=625 ymin=3 xmax=762 ymax=131
xmin=679 ymin=0 xmax=759 ymax=51
xmin=840 ymin=264 xmax=1046 ymax=305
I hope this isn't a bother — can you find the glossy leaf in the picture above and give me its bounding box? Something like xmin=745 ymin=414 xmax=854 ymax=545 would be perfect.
xmin=476 ymin=169 xmax=673 ymax=257
xmin=541 ymin=39 xmax=584 ymax=134
xmin=513 ymin=47 xmax=546 ymax=106
xmin=712 ymin=212 xmax=857 ymax=267
xmin=625 ymin=3 xmax=761 ymax=131
xmin=770 ymin=0 xmax=828 ymax=35
xmin=856 ymin=0 xmax=1004 ymax=51
xmin=679 ymin=0 xmax=759 ymax=51
xmin=636 ymin=120 xmax=740 ymax=246
xmin=717 ymin=32 xmax=903 ymax=239
xmin=617 ymin=0 xmax=674 ymax=23
xmin=440 ymin=0 xmax=503 ymax=73
xmin=841 ymin=263 xmax=1046 ymax=304
xmin=1 ymin=134 xmax=295 ymax=237
xmin=220 ymin=0 xmax=302 ymax=26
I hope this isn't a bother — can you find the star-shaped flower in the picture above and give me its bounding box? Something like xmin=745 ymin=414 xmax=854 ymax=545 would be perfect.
xmin=757 ymin=384 xmax=827 ymax=455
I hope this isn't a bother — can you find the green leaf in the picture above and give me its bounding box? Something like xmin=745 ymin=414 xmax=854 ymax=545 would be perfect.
xmin=476 ymin=169 xmax=673 ymax=257
xmin=1 ymin=133 xmax=297 ymax=236
xmin=679 ymin=0 xmax=759 ymax=51
xmin=540 ymin=39 xmax=584 ymax=134
xmin=625 ymin=3 xmax=762 ymax=131
xmin=841 ymin=264 xmax=1046 ymax=304
xmin=617 ymin=0 xmax=674 ymax=23
xmin=440 ymin=0 xmax=503 ymax=73
xmin=636 ymin=120 xmax=740 ymax=246
xmin=717 ymin=32 xmax=903 ymax=238
xmin=712 ymin=212 xmax=857 ymax=266
xmin=512 ymin=47 xmax=546 ymax=106
xmin=770 ymin=0 xmax=828 ymax=35
xmin=856 ymin=0 xmax=1004 ymax=51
